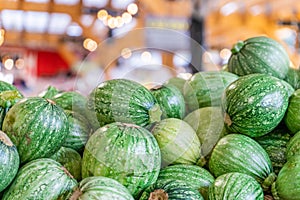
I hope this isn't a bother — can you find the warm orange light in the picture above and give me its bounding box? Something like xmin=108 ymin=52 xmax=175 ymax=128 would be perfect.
xmin=83 ymin=38 xmax=97 ymax=52
xmin=4 ymin=59 xmax=14 ymax=70
xmin=127 ymin=3 xmax=138 ymax=15
xmin=97 ymin=9 xmax=108 ymax=21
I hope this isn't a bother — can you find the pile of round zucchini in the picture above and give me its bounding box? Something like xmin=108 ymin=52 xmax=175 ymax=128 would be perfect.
xmin=1 ymin=36 xmax=300 ymax=200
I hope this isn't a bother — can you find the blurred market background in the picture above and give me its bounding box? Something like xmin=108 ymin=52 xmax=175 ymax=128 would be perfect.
xmin=0 ymin=0 xmax=299 ymax=96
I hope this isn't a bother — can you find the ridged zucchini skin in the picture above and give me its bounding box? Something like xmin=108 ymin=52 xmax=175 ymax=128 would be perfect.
xmin=87 ymin=79 xmax=162 ymax=127
xmin=255 ymin=127 xmax=291 ymax=174
xmin=81 ymin=122 xmax=161 ymax=198
xmin=158 ymin=164 xmax=214 ymax=199
xmin=284 ymin=89 xmax=300 ymax=134
xmin=272 ymin=155 xmax=300 ymax=200
xmin=286 ymin=130 xmax=300 ymax=160
xmin=139 ymin=179 xmax=204 ymax=200
xmin=2 ymin=97 xmax=69 ymax=163
xmin=53 ymin=91 xmax=99 ymax=131
xmin=285 ymin=67 xmax=300 ymax=90
xmin=150 ymin=84 xmax=185 ymax=119
xmin=151 ymin=118 xmax=204 ymax=167
xmin=184 ymin=71 xmax=238 ymax=112
xmin=228 ymin=36 xmax=290 ymax=79
xmin=0 ymin=131 xmax=19 ymax=192
xmin=222 ymin=73 xmax=289 ymax=137
xmin=208 ymin=172 xmax=264 ymax=200
xmin=209 ymin=134 xmax=275 ymax=191
xmin=2 ymin=158 xmax=77 ymax=200
xmin=184 ymin=107 xmax=227 ymax=157
xmin=66 ymin=176 xmax=134 ymax=200
xmin=63 ymin=110 xmax=91 ymax=153
xmin=50 ymin=146 xmax=82 ymax=182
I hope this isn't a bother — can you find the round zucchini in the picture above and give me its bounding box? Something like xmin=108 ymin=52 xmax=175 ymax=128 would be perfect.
xmin=87 ymin=79 xmax=162 ymax=127
xmin=228 ymin=36 xmax=290 ymax=79
xmin=208 ymin=172 xmax=264 ymax=200
xmin=82 ymin=122 xmax=161 ymax=198
xmin=222 ymin=73 xmax=289 ymax=137
xmin=209 ymin=134 xmax=275 ymax=191
xmin=284 ymin=89 xmax=300 ymax=134
xmin=67 ymin=176 xmax=134 ymax=200
xmin=151 ymin=118 xmax=204 ymax=167
xmin=0 ymin=131 xmax=19 ymax=192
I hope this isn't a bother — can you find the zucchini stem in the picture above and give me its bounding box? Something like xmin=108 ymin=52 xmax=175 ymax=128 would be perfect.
xmin=149 ymin=104 xmax=162 ymax=124
xmin=149 ymin=189 xmax=168 ymax=200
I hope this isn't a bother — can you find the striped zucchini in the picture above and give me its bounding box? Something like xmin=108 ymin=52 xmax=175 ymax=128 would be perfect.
xmin=184 ymin=107 xmax=227 ymax=157
xmin=2 ymin=97 xmax=69 ymax=163
xmin=82 ymin=122 xmax=161 ymax=198
xmin=87 ymin=79 xmax=162 ymax=127
xmin=272 ymin=155 xmax=300 ymax=200
xmin=286 ymin=130 xmax=300 ymax=160
xmin=2 ymin=158 xmax=77 ymax=200
xmin=50 ymin=146 xmax=82 ymax=181
xmin=150 ymin=84 xmax=185 ymax=119
xmin=139 ymin=179 xmax=204 ymax=200
xmin=183 ymin=71 xmax=238 ymax=112
xmin=63 ymin=110 xmax=91 ymax=153
xmin=208 ymin=172 xmax=264 ymax=200
xmin=222 ymin=73 xmax=289 ymax=137
xmin=255 ymin=126 xmax=291 ymax=174
xmin=151 ymin=118 xmax=204 ymax=167
xmin=158 ymin=164 xmax=214 ymax=199
xmin=228 ymin=36 xmax=290 ymax=79
xmin=284 ymin=89 xmax=300 ymax=134
xmin=67 ymin=176 xmax=134 ymax=200
xmin=0 ymin=131 xmax=19 ymax=192
xmin=209 ymin=134 xmax=275 ymax=191
xmin=285 ymin=67 xmax=300 ymax=90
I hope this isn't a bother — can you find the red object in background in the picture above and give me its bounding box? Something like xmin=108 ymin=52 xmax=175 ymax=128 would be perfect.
xmin=37 ymin=50 xmax=69 ymax=76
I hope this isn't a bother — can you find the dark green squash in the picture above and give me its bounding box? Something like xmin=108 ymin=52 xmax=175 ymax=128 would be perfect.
xmin=50 ymin=146 xmax=82 ymax=181
xmin=66 ymin=176 xmax=134 ymax=200
xmin=228 ymin=36 xmax=290 ymax=79
xmin=2 ymin=97 xmax=69 ymax=163
xmin=158 ymin=164 xmax=214 ymax=199
xmin=87 ymin=79 xmax=162 ymax=127
xmin=2 ymin=158 xmax=77 ymax=200
xmin=209 ymin=134 xmax=275 ymax=191
xmin=150 ymin=84 xmax=185 ymax=119
xmin=63 ymin=110 xmax=91 ymax=153
xmin=82 ymin=122 xmax=161 ymax=198
xmin=284 ymin=67 xmax=300 ymax=90
xmin=286 ymin=130 xmax=300 ymax=160
xmin=0 ymin=131 xmax=19 ymax=192
xmin=208 ymin=172 xmax=264 ymax=200
xmin=222 ymin=73 xmax=289 ymax=137
xmin=255 ymin=126 xmax=291 ymax=174
xmin=139 ymin=179 xmax=204 ymax=200
xmin=272 ymin=155 xmax=300 ymax=200
xmin=284 ymin=89 xmax=300 ymax=134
